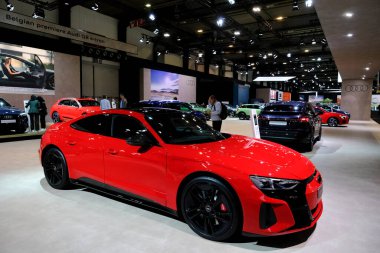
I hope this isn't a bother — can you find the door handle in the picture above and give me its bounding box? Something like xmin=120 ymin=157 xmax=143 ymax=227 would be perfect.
xmin=107 ymin=149 xmax=119 ymax=155
xmin=66 ymin=141 xmax=76 ymax=146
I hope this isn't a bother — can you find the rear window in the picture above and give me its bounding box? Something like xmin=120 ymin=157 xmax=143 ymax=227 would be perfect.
xmin=78 ymin=100 xmax=100 ymax=107
xmin=263 ymin=105 xmax=303 ymax=112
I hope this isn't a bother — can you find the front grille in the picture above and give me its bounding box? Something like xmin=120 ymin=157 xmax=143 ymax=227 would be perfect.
xmin=0 ymin=114 xmax=16 ymax=120
xmin=261 ymin=171 xmax=316 ymax=229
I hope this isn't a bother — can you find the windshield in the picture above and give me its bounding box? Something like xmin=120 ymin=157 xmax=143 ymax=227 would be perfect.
xmin=263 ymin=104 xmax=303 ymax=113
xmin=145 ymin=111 xmax=225 ymax=144
xmin=78 ymin=100 xmax=100 ymax=107
xmin=0 ymin=98 xmax=11 ymax=107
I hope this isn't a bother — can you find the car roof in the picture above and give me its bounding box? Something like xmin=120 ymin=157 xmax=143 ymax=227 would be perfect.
xmin=267 ymin=101 xmax=306 ymax=107
xmin=58 ymin=97 xmax=95 ymax=101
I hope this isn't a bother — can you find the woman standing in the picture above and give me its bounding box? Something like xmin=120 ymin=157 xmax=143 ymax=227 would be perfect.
xmin=37 ymin=96 xmax=47 ymax=131
xmin=26 ymin=95 xmax=40 ymax=132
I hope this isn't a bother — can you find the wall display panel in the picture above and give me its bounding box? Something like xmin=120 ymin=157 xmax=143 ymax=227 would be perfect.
xmin=142 ymin=68 xmax=196 ymax=102
xmin=283 ymin=92 xmax=291 ymax=101
xmin=309 ymin=95 xmax=324 ymax=103
xmin=0 ymin=41 xmax=54 ymax=94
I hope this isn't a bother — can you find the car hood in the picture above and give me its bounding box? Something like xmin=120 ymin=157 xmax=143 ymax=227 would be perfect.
xmin=168 ymin=135 xmax=315 ymax=180
xmin=0 ymin=107 xmax=24 ymax=115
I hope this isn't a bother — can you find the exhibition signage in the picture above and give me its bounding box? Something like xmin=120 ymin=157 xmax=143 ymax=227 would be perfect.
xmin=250 ymin=109 xmax=261 ymax=139
xmin=0 ymin=9 xmax=137 ymax=54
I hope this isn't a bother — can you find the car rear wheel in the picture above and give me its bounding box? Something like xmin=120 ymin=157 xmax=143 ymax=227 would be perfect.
xmin=52 ymin=111 xmax=60 ymax=123
xmin=42 ymin=148 xmax=70 ymax=189
xmin=303 ymin=135 xmax=314 ymax=152
xmin=238 ymin=112 xmax=246 ymax=120
xmin=327 ymin=117 xmax=338 ymax=127
xmin=181 ymin=176 xmax=241 ymax=241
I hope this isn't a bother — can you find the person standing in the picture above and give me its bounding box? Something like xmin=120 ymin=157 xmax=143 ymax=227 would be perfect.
xmin=119 ymin=93 xmax=128 ymax=108
xmin=26 ymin=95 xmax=40 ymax=132
xmin=208 ymin=95 xmax=222 ymax=131
xmin=100 ymin=95 xmax=111 ymax=110
xmin=37 ymin=96 xmax=47 ymax=131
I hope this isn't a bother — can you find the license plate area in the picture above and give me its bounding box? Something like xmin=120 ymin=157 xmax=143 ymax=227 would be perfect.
xmin=269 ymin=121 xmax=287 ymax=126
xmin=1 ymin=119 xmax=16 ymax=123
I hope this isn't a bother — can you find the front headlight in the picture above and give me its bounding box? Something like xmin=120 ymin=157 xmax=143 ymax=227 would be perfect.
xmin=339 ymin=115 xmax=346 ymax=119
xmin=250 ymin=176 xmax=300 ymax=190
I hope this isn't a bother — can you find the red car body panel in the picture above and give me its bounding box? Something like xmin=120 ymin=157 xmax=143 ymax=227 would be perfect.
xmin=50 ymin=98 xmax=101 ymax=122
xmin=315 ymin=107 xmax=349 ymax=125
xmin=40 ymin=109 xmax=323 ymax=236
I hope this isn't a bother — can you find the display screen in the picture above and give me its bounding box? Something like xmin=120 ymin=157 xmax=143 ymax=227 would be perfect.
xmin=143 ymin=68 xmax=196 ymax=102
xmin=309 ymin=95 xmax=324 ymax=102
xmin=0 ymin=42 xmax=55 ymax=95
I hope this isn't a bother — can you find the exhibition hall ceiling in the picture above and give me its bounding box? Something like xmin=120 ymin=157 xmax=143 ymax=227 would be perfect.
xmin=29 ymin=0 xmax=378 ymax=92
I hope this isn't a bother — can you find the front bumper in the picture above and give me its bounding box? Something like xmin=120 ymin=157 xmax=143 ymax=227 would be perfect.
xmin=240 ymin=170 xmax=323 ymax=236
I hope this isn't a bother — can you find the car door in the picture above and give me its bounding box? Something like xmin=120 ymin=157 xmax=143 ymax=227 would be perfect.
xmin=68 ymin=100 xmax=80 ymax=119
xmin=308 ymin=105 xmax=321 ymax=138
xmin=64 ymin=114 xmax=110 ymax=183
xmin=33 ymin=54 xmax=46 ymax=84
xmin=57 ymin=99 xmax=71 ymax=120
xmin=103 ymin=114 xmax=167 ymax=205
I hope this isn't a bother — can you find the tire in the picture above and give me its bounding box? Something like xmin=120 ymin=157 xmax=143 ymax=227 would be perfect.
xmin=303 ymin=135 xmax=314 ymax=152
xmin=15 ymin=126 xmax=27 ymax=134
xmin=46 ymin=75 xmax=55 ymax=90
xmin=315 ymin=126 xmax=322 ymax=141
xmin=42 ymin=148 xmax=71 ymax=189
xmin=327 ymin=117 xmax=338 ymax=127
xmin=238 ymin=112 xmax=246 ymax=120
xmin=52 ymin=111 xmax=60 ymax=123
xmin=180 ymin=176 xmax=241 ymax=241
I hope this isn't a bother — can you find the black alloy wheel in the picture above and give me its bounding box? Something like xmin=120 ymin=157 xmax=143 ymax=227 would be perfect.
xmin=43 ymin=148 xmax=70 ymax=189
xmin=52 ymin=111 xmax=60 ymax=123
xmin=327 ymin=117 xmax=338 ymax=127
xmin=181 ymin=177 xmax=241 ymax=241
xmin=304 ymin=134 xmax=314 ymax=152
xmin=238 ymin=112 xmax=246 ymax=120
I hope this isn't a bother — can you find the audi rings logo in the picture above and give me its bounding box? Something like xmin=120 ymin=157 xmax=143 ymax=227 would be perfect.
xmin=3 ymin=115 xmax=13 ymax=119
xmin=345 ymin=85 xmax=369 ymax=92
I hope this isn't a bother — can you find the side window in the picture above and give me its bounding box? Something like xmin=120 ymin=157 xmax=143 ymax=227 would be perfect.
xmin=111 ymin=115 xmax=147 ymax=140
xmin=70 ymin=100 xmax=79 ymax=107
xmin=58 ymin=100 xmax=71 ymax=106
xmin=71 ymin=115 xmax=109 ymax=135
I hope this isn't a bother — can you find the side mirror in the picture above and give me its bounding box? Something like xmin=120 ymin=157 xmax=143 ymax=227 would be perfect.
xmin=126 ymin=131 xmax=157 ymax=147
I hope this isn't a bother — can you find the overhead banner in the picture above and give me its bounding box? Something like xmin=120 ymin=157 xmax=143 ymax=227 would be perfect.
xmin=0 ymin=9 xmax=137 ymax=54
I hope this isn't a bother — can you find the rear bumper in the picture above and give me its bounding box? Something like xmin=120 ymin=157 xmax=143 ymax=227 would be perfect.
xmin=259 ymin=128 xmax=311 ymax=142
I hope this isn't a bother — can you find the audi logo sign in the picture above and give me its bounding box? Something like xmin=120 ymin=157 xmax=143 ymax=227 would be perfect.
xmin=3 ymin=115 xmax=13 ymax=119
xmin=344 ymin=85 xmax=369 ymax=92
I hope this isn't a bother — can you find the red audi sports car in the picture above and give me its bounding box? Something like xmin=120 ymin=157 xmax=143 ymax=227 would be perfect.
xmin=50 ymin=98 xmax=101 ymax=123
xmin=314 ymin=106 xmax=349 ymax=127
xmin=40 ymin=108 xmax=323 ymax=241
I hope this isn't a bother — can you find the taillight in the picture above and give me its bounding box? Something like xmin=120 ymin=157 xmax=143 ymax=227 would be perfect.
xmin=299 ymin=117 xmax=309 ymax=122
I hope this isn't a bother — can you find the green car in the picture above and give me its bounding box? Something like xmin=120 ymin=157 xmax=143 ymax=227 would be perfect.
xmin=190 ymin=103 xmax=211 ymax=120
xmin=236 ymin=104 xmax=262 ymax=120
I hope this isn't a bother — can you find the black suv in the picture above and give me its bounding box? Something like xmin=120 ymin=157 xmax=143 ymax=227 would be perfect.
xmin=0 ymin=98 xmax=28 ymax=134
xmin=258 ymin=101 xmax=322 ymax=151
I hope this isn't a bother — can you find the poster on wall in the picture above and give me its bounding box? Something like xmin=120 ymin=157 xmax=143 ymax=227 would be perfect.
xmin=0 ymin=42 xmax=55 ymax=95
xmin=309 ymin=95 xmax=324 ymax=103
xmin=282 ymin=92 xmax=291 ymax=101
xmin=143 ymin=68 xmax=196 ymax=102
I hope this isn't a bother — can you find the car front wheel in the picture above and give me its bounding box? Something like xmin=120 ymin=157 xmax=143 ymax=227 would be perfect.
xmin=181 ymin=176 xmax=241 ymax=241
xmin=42 ymin=148 xmax=71 ymax=189
xmin=327 ymin=117 xmax=338 ymax=127
xmin=238 ymin=112 xmax=246 ymax=120
xmin=52 ymin=111 xmax=60 ymax=123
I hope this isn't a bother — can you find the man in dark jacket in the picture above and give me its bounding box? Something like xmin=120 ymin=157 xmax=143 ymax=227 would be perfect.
xmin=26 ymin=95 xmax=40 ymax=132
xmin=37 ymin=96 xmax=47 ymax=130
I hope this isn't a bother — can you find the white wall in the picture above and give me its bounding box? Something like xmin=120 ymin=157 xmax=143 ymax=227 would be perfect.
xmin=71 ymin=6 xmax=118 ymax=39
xmin=164 ymin=53 xmax=182 ymax=67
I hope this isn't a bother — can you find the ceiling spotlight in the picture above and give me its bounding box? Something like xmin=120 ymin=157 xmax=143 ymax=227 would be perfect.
xmin=145 ymin=3 xmax=151 ymax=8
xmin=275 ymin=16 xmax=285 ymax=21
xmin=198 ymin=53 xmax=203 ymax=57
xmin=287 ymin=52 xmax=292 ymax=58
xmin=157 ymin=51 xmax=161 ymax=56
xmin=32 ymin=5 xmax=45 ymax=19
xmin=146 ymin=38 xmax=151 ymax=44
xmin=197 ymin=29 xmax=204 ymax=33
xmin=267 ymin=52 xmax=273 ymax=56
xmin=317 ymin=57 xmax=321 ymax=61
xmin=212 ymin=50 xmax=217 ymax=55
xmin=91 ymin=2 xmax=99 ymax=11
xmin=64 ymin=2 xmax=69 ymax=5
xmin=6 ymin=1 xmax=14 ymax=11
xmin=344 ymin=12 xmax=353 ymax=18
xmin=177 ymin=37 xmax=181 ymax=42
xmin=311 ymin=38 xmax=316 ymax=44
xmin=228 ymin=44 xmax=234 ymax=48
xmin=216 ymin=17 xmax=224 ymax=27
xmin=163 ymin=32 xmax=170 ymax=38
xmin=263 ymin=54 xmax=267 ymax=59
xmin=304 ymin=49 xmax=310 ymax=53
xmin=252 ymin=6 xmax=261 ymax=12
xmin=346 ymin=33 xmax=353 ymax=37
xmin=234 ymin=30 xmax=241 ymax=36
xmin=153 ymin=29 xmax=159 ymax=34
xmin=365 ymin=67 xmax=370 ymax=71
xmin=148 ymin=13 xmax=155 ymax=21
xmin=249 ymin=54 xmax=254 ymax=58
xmin=139 ymin=37 xmax=144 ymax=43
xmin=292 ymin=0 xmax=299 ymax=11
xmin=228 ymin=0 xmax=235 ymax=5
xmin=305 ymin=0 xmax=313 ymax=7
xmin=321 ymin=38 xmax=327 ymax=44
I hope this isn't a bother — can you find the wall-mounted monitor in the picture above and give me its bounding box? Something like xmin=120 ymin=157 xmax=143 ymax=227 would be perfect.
xmin=142 ymin=68 xmax=196 ymax=102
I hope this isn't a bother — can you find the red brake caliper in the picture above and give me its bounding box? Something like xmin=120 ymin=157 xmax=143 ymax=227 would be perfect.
xmin=220 ymin=203 xmax=227 ymax=212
